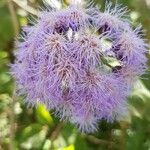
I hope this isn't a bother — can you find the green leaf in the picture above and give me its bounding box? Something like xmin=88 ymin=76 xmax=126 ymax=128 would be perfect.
xmin=19 ymin=124 xmax=47 ymax=149
xmin=0 ymin=6 xmax=14 ymax=49
xmin=36 ymin=104 xmax=53 ymax=126
xmin=17 ymin=123 xmax=43 ymax=142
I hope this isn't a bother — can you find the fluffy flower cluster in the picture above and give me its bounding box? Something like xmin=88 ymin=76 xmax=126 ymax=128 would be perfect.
xmin=11 ymin=1 xmax=148 ymax=132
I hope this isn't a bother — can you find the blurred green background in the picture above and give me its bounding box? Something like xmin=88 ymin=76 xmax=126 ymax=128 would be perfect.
xmin=0 ymin=0 xmax=150 ymax=149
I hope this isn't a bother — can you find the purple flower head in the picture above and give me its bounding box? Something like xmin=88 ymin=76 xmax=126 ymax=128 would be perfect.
xmin=112 ymin=26 xmax=148 ymax=65
xmin=11 ymin=1 xmax=148 ymax=133
xmin=94 ymin=2 xmax=130 ymax=34
xmin=72 ymin=32 xmax=104 ymax=68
